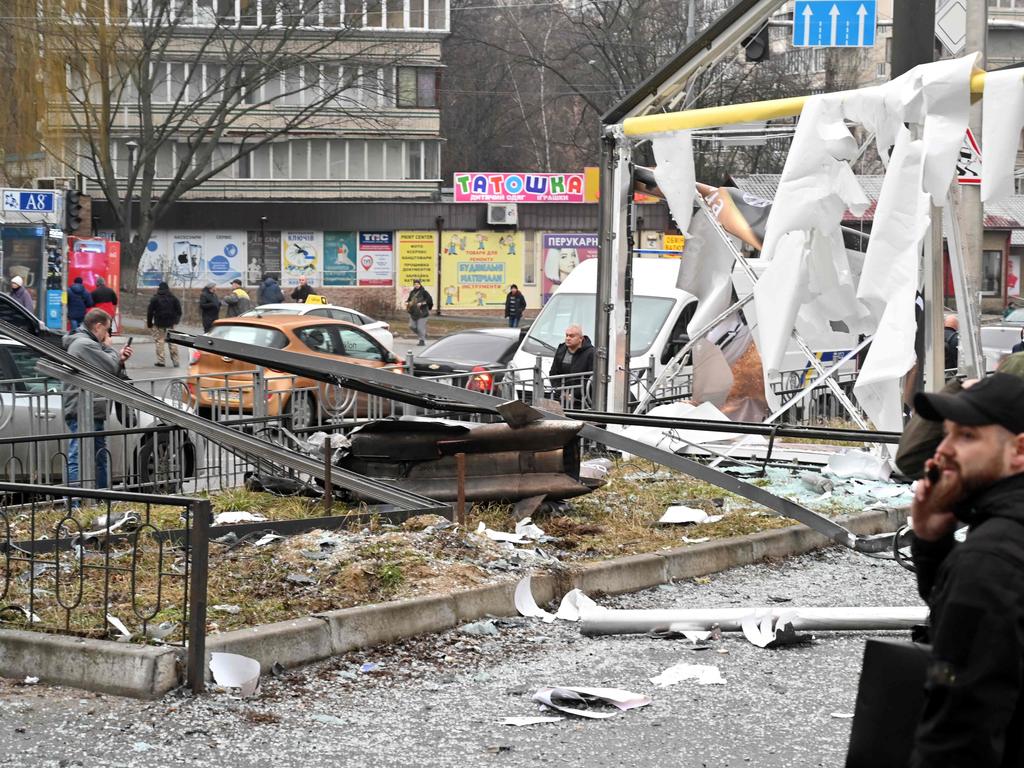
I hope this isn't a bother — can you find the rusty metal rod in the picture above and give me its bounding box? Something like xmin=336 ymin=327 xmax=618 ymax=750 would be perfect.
xmin=456 ymin=452 xmax=466 ymax=527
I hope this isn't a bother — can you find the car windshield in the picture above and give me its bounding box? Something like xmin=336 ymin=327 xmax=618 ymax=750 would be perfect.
xmin=244 ymin=308 xmax=298 ymax=316
xmin=422 ymin=333 xmax=517 ymax=365
xmin=521 ymin=293 xmax=676 ymax=357
xmin=209 ymin=324 xmax=289 ymax=348
xmin=1006 ymin=308 xmax=1024 ymax=324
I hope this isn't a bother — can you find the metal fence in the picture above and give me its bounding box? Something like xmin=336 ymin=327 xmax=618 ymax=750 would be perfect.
xmin=0 ymin=482 xmax=210 ymax=692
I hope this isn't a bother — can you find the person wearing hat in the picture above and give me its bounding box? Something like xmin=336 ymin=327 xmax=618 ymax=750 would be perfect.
xmin=8 ymin=275 xmax=34 ymax=313
xmin=908 ymin=372 xmax=1024 ymax=766
xmin=504 ymin=284 xmax=526 ymax=328
xmin=405 ymin=279 xmax=433 ymax=346
xmin=67 ymin=276 xmax=93 ymax=330
xmin=199 ymin=282 xmax=220 ymax=332
xmin=222 ymin=278 xmax=251 ymax=317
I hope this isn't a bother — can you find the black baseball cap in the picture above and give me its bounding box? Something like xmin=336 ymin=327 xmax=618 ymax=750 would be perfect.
xmin=914 ymin=372 xmax=1024 ymax=434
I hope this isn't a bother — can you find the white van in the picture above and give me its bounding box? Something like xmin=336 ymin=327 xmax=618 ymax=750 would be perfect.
xmin=511 ymin=258 xmax=697 ymax=379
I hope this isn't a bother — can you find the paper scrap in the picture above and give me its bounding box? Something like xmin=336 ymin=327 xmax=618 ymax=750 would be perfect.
xmin=740 ymin=611 xmax=811 ymax=648
xmin=214 ymin=511 xmax=267 ymax=525
xmin=682 ymin=536 xmax=711 ymax=544
xmin=23 ymin=676 xmax=39 ymax=685
xmin=502 ymin=716 xmax=564 ymax=726
xmin=211 ymin=604 xmax=242 ymax=615
xmin=210 ymin=652 xmax=261 ymax=697
xmin=659 ymin=506 xmax=724 ymax=525
xmin=253 ymin=533 xmax=284 ymax=547
xmin=514 ymin=576 xmax=555 ymax=623
xmin=827 ymin=451 xmax=892 ymax=482
xmin=477 ymin=521 xmax=528 ymax=544
xmin=554 ymin=589 xmax=600 ymax=622
xmin=650 ymin=662 xmax=726 ymax=688
xmin=106 ymin=614 xmax=132 ymax=642
xmin=514 ymin=517 xmax=546 ymax=541
xmin=532 ymin=686 xmax=651 ymax=719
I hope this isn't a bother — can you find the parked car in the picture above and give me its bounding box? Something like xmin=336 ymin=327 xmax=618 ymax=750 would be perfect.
xmin=242 ymin=303 xmax=394 ymax=351
xmin=188 ymin=315 xmax=402 ymax=428
xmin=411 ymin=327 xmax=525 ymax=393
xmin=0 ymin=337 xmax=198 ymax=490
xmin=980 ymin=308 xmax=1024 ymax=371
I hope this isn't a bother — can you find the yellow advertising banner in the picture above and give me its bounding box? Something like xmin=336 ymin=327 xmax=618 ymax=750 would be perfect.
xmin=440 ymin=231 xmax=523 ymax=309
xmin=396 ymin=231 xmax=437 ymax=291
xmin=663 ymin=234 xmax=686 ymax=257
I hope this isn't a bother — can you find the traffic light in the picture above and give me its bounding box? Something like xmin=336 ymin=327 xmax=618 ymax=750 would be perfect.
xmin=743 ymin=27 xmax=770 ymax=62
xmin=65 ymin=190 xmax=83 ymax=233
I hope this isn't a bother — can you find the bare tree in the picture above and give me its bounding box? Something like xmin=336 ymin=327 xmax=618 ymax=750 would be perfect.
xmin=3 ymin=0 xmax=425 ymax=283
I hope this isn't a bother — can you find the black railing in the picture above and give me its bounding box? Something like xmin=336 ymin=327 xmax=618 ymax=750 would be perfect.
xmin=0 ymin=483 xmax=210 ymax=693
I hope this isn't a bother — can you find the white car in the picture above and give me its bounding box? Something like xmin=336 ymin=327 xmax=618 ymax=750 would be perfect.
xmin=980 ymin=308 xmax=1024 ymax=372
xmin=242 ymin=303 xmax=394 ymax=351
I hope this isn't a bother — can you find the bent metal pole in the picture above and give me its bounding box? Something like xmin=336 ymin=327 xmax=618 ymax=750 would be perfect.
xmin=579 ymin=606 xmax=929 ymax=636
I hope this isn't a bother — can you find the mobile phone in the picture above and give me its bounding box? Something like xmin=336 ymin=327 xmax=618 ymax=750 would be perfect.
xmin=926 ymin=463 xmax=941 ymax=484
xmin=126 ymin=336 xmax=134 ymax=347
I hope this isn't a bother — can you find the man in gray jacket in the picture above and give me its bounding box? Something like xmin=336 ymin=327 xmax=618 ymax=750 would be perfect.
xmin=63 ymin=308 xmax=133 ymax=489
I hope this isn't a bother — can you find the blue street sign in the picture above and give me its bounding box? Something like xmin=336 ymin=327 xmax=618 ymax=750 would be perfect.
xmin=793 ymin=1 xmax=876 ymax=48
xmin=2 ymin=189 xmax=57 ymax=213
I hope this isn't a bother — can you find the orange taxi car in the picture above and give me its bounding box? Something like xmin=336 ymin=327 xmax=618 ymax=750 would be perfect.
xmin=188 ymin=315 xmax=403 ymax=428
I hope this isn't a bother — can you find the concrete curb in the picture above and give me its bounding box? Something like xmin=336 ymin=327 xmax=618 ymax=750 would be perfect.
xmin=0 ymin=628 xmax=181 ymax=699
xmin=0 ymin=507 xmax=905 ymax=697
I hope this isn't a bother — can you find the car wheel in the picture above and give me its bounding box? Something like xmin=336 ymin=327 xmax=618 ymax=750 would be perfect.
xmin=285 ymin=390 xmax=318 ymax=431
xmin=138 ymin=433 xmax=194 ymax=493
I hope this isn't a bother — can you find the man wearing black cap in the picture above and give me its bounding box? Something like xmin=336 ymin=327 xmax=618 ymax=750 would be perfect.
xmin=909 ymin=372 xmax=1024 ymax=766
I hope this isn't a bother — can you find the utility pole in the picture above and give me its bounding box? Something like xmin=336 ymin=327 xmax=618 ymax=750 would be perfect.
xmin=957 ymin=2 xmax=986 ymax=329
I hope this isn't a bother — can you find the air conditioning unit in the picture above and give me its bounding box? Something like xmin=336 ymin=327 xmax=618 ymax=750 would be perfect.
xmin=34 ymin=177 xmax=72 ymax=190
xmin=487 ymin=203 xmax=518 ymax=226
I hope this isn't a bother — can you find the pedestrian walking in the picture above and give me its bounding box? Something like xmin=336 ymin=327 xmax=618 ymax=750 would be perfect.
xmin=405 ymin=279 xmax=433 ymax=346
xmin=549 ymin=324 xmax=595 ymax=408
xmin=222 ymin=279 xmax=252 ymax=316
xmin=504 ymin=284 xmax=526 ymax=328
xmin=199 ymin=282 xmax=220 ymax=332
xmin=291 ymin=275 xmax=313 ymax=303
xmin=906 ymin=373 xmax=1024 ymax=766
xmin=146 ymin=281 xmax=182 ymax=367
xmin=9 ymin=275 xmax=34 ymax=313
xmin=67 ymin=276 xmax=93 ymax=330
xmin=258 ymin=274 xmax=284 ymax=305
xmin=63 ymin=308 xmax=133 ymax=490
xmin=90 ymin=277 xmax=117 ymax=327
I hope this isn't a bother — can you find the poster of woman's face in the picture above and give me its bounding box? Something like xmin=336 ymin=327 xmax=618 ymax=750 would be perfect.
xmin=541 ymin=234 xmax=598 ymax=302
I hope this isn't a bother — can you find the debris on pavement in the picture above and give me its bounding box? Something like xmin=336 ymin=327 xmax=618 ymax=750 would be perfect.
xmin=514 ymin=577 xmax=555 ymax=623
xmin=826 ymin=450 xmax=892 ymax=482
xmin=209 ymin=652 xmax=261 ymax=697
xmin=554 ymin=589 xmax=600 ymax=622
xmin=214 ymin=511 xmax=267 ymax=525
xmin=649 ymin=662 xmax=726 ymax=687
xmin=211 ymin=604 xmax=242 ymax=615
xmin=532 ymin=686 xmax=651 ymax=719
xmin=460 ymin=620 xmax=499 ymax=637
xmin=658 ymin=505 xmax=724 ymax=525
xmin=501 ymin=716 xmax=565 ymax=726
xmin=740 ymin=613 xmax=813 ymax=649
xmin=106 ymin=614 xmax=132 ymax=642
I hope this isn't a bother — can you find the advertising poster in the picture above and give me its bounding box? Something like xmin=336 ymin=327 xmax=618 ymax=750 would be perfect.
xmin=453 ymin=172 xmax=586 ymax=203
xmin=205 ymin=231 xmax=246 ymax=287
xmin=323 ymin=231 xmax=358 ymax=287
xmin=357 ymin=231 xmax=394 ymax=287
xmin=167 ymin=232 xmax=206 ymax=288
xmin=281 ymin=231 xmax=323 ymax=287
xmin=541 ymin=233 xmax=598 ymax=303
xmin=440 ymin=230 xmax=523 ymax=309
xmin=396 ymin=231 xmax=437 ymax=296
xmin=137 ymin=232 xmax=170 ymax=288
xmin=1009 ymin=253 xmax=1021 ymax=299
xmin=246 ymin=229 xmax=282 ymax=286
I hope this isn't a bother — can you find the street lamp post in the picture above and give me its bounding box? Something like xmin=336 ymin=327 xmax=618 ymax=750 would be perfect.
xmin=435 ymin=215 xmax=444 ymax=316
xmin=260 ymin=216 xmax=268 ymax=284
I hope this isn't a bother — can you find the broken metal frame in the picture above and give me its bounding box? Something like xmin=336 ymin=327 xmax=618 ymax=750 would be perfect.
xmin=0 ymin=320 xmax=449 ymax=517
xmin=170 ymin=330 xmax=898 ymax=554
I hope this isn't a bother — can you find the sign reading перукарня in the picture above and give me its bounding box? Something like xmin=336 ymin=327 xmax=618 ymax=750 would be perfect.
xmin=453 ymin=172 xmax=586 ymax=203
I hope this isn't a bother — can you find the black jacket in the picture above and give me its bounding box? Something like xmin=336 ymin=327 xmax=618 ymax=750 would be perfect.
xmin=291 ymin=284 xmax=312 ymax=303
xmin=90 ymin=285 xmax=117 ymax=306
xmin=550 ymin=335 xmax=595 ymax=377
xmin=67 ymin=282 xmax=93 ymax=321
xmin=199 ymin=287 xmax=220 ymax=324
xmin=910 ymin=473 xmax=1024 ymax=767
xmin=147 ymin=286 xmax=182 ymax=328
xmin=504 ymin=291 xmax=527 ymax=318
xmin=944 ymin=327 xmax=959 ymax=371
xmin=406 ymin=286 xmax=433 ymax=319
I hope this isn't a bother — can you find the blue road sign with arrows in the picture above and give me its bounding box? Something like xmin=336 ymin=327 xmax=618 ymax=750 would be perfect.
xmin=793 ymin=1 xmax=876 ymax=48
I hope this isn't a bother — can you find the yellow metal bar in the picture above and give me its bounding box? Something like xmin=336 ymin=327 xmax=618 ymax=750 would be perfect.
xmin=622 ymin=69 xmax=990 ymax=136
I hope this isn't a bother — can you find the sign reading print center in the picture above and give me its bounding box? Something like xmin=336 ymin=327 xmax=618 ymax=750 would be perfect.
xmin=453 ymin=172 xmax=586 ymax=203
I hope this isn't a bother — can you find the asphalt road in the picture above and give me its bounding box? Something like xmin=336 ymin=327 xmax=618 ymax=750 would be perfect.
xmin=0 ymin=546 xmax=922 ymax=768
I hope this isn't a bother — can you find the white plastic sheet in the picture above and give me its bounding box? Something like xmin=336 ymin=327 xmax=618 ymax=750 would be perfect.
xmin=210 ymin=652 xmax=261 ymax=697
xmin=651 ymin=131 xmax=696 ymax=233
xmin=982 ymin=69 xmax=1024 ymax=203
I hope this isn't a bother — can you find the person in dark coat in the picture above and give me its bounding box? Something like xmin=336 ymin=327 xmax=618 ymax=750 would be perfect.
xmin=908 ymin=373 xmax=1024 ymax=766
xmin=90 ymin=277 xmax=117 ymax=324
xmin=9 ymin=275 xmax=34 ymax=314
xmin=405 ymin=279 xmax=433 ymax=346
xmin=504 ymin=284 xmax=527 ymax=328
xmin=258 ymin=274 xmax=284 ymax=305
xmin=291 ymin=275 xmax=313 ymax=303
xmin=146 ymin=281 xmax=182 ymax=367
xmin=67 ymin=276 xmax=93 ymax=330
xmin=943 ymin=314 xmax=959 ymax=373
xmin=549 ymin=324 xmax=595 ymax=408
xmin=199 ymin=283 xmax=220 ymax=332
xmin=223 ymin=279 xmax=252 ymax=316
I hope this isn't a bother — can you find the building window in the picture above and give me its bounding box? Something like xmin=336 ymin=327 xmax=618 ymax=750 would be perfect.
xmin=397 ymin=68 xmax=438 ymax=108
xmin=428 ymin=0 xmax=445 ymax=28
xmin=405 ymin=141 xmax=422 ymax=179
xmin=983 ymin=249 xmax=1004 ymax=296
xmin=366 ymin=0 xmax=383 ymax=26
xmin=387 ymin=0 xmax=405 ymax=28
xmin=408 ymin=0 xmax=424 ymax=26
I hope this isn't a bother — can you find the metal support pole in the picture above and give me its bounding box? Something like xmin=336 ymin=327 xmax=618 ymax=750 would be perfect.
xmin=923 ymin=205 xmax=946 ymax=391
xmin=958 ymin=1 xmax=986 ymax=315
xmin=610 ymin=136 xmax=634 ymax=412
xmin=323 ymin=444 xmax=333 ymax=516
xmin=593 ymin=133 xmax=616 ymax=412
xmin=435 ymin=216 xmax=444 ymax=316
xmin=187 ymin=498 xmax=210 ymax=694
xmin=455 ymin=452 xmax=466 ymax=526
xmin=943 ymin=202 xmax=986 ymax=376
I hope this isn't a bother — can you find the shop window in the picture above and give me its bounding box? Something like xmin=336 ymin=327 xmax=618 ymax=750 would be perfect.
xmin=982 ymin=249 xmax=1004 ymax=296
